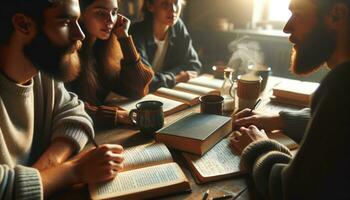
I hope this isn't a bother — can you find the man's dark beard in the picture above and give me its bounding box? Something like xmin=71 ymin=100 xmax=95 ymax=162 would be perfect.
xmin=23 ymin=30 xmax=81 ymax=82
xmin=291 ymin=21 xmax=336 ymax=75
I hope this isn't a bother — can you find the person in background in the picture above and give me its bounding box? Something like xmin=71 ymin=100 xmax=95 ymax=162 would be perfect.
xmin=230 ymin=0 xmax=350 ymax=199
xmin=66 ymin=0 xmax=154 ymax=129
xmin=130 ymin=0 xmax=202 ymax=92
xmin=0 ymin=0 xmax=124 ymax=199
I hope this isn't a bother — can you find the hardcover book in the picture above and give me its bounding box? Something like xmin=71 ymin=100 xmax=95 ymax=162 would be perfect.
xmin=155 ymin=113 xmax=232 ymax=155
xmin=272 ymin=79 xmax=319 ymax=107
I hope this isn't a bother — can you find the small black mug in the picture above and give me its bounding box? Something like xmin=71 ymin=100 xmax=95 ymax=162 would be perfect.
xmin=129 ymin=101 xmax=164 ymax=134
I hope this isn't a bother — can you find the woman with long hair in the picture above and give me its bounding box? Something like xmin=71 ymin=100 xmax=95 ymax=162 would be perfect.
xmin=66 ymin=0 xmax=153 ymax=129
xmin=130 ymin=0 xmax=202 ymax=92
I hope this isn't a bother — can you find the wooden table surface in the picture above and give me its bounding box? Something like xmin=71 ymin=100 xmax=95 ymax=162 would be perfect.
xmin=51 ymin=76 xmax=302 ymax=200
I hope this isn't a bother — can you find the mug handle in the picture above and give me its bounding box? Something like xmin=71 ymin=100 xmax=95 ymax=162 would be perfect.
xmin=129 ymin=109 xmax=138 ymax=125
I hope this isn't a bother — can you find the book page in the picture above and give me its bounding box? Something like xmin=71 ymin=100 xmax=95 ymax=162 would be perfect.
xmin=123 ymin=143 xmax=173 ymax=171
xmin=174 ymin=82 xmax=219 ymax=96
xmin=188 ymin=76 xmax=224 ymax=89
xmin=90 ymin=163 xmax=186 ymax=199
xmin=184 ymin=139 xmax=240 ymax=177
xmin=155 ymin=87 xmax=199 ymax=105
xmin=117 ymin=94 xmax=187 ymax=116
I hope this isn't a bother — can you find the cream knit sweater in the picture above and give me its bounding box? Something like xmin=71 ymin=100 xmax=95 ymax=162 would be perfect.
xmin=0 ymin=72 xmax=94 ymax=200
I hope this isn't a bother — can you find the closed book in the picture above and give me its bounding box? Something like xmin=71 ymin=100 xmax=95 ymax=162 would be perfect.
xmin=155 ymin=113 xmax=232 ymax=155
xmin=272 ymin=80 xmax=319 ymax=104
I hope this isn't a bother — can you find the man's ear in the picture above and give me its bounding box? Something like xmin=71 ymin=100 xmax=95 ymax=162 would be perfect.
xmin=327 ymin=3 xmax=349 ymax=26
xmin=12 ymin=13 xmax=35 ymax=36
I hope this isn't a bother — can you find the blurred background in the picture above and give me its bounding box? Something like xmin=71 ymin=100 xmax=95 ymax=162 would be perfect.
xmin=118 ymin=0 xmax=328 ymax=82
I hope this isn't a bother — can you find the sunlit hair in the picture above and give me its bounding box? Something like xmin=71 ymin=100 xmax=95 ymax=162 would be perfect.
xmin=140 ymin=0 xmax=186 ymax=20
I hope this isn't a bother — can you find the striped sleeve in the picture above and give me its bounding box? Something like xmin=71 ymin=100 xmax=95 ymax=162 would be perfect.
xmin=0 ymin=165 xmax=43 ymax=200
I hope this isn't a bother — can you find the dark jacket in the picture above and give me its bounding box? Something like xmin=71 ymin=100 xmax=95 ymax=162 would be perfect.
xmin=130 ymin=18 xmax=202 ymax=92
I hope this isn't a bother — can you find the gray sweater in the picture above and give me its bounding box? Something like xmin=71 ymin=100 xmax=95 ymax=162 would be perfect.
xmin=241 ymin=62 xmax=350 ymax=200
xmin=0 ymin=72 xmax=94 ymax=200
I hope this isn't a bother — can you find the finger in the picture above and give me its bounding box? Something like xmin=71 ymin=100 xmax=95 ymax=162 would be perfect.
xmin=103 ymin=151 xmax=124 ymax=162
xmin=235 ymin=115 xmax=257 ymax=127
xmin=230 ymin=139 xmax=243 ymax=154
xmin=248 ymin=125 xmax=259 ymax=131
xmin=234 ymin=108 xmax=253 ymax=119
xmin=100 ymin=144 xmax=124 ymax=153
xmin=106 ymin=160 xmax=124 ymax=171
xmin=239 ymin=126 xmax=250 ymax=133
xmin=110 ymin=153 xmax=124 ymax=163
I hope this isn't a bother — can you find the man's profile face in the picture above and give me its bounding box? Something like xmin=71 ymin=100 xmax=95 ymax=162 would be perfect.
xmin=283 ymin=0 xmax=336 ymax=75
xmin=23 ymin=0 xmax=85 ymax=82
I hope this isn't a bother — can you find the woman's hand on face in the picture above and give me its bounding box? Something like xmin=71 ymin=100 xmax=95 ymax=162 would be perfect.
xmin=70 ymin=144 xmax=124 ymax=184
xmin=230 ymin=125 xmax=269 ymax=154
xmin=113 ymin=14 xmax=131 ymax=38
xmin=233 ymin=108 xmax=284 ymax=132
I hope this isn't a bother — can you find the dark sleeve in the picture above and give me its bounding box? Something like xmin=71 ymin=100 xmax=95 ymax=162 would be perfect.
xmin=164 ymin=20 xmax=202 ymax=75
xmin=279 ymin=108 xmax=311 ymax=143
xmin=242 ymin=73 xmax=350 ymax=200
xmin=129 ymin=24 xmax=177 ymax=92
xmin=280 ymin=77 xmax=350 ymax=200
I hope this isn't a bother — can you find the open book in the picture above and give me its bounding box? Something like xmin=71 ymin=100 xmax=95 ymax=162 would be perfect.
xmin=117 ymin=75 xmax=223 ymax=116
xmin=188 ymin=75 xmax=224 ymax=89
xmin=183 ymin=138 xmax=243 ymax=184
xmin=184 ymin=133 xmax=298 ymax=184
xmin=89 ymin=143 xmax=190 ymax=200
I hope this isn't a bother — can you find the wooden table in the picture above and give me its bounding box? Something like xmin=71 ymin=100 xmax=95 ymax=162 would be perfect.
xmin=51 ymin=76 xmax=302 ymax=200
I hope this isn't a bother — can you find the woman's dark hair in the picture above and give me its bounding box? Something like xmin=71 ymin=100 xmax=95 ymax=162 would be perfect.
xmin=140 ymin=0 xmax=186 ymax=20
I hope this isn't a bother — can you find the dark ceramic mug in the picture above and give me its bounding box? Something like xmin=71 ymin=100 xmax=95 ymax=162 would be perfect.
xmin=129 ymin=101 xmax=164 ymax=134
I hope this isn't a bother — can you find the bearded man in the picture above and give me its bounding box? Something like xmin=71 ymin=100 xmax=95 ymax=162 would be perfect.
xmin=0 ymin=0 xmax=124 ymax=199
xmin=230 ymin=0 xmax=350 ymax=199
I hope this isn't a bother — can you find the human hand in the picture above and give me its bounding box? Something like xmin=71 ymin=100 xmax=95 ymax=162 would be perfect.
xmin=230 ymin=125 xmax=268 ymax=154
xmin=186 ymin=70 xmax=198 ymax=79
xmin=233 ymin=108 xmax=284 ymax=132
xmin=117 ymin=110 xmax=132 ymax=125
xmin=113 ymin=14 xmax=130 ymax=38
xmin=175 ymin=71 xmax=191 ymax=83
xmin=70 ymin=144 xmax=124 ymax=184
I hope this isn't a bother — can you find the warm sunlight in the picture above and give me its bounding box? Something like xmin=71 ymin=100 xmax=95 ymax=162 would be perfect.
xmin=268 ymin=0 xmax=292 ymax=21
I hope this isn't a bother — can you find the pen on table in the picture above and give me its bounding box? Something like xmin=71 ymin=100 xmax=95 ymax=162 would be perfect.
xmin=232 ymin=187 xmax=248 ymax=200
xmin=249 ymin=98 xmax=262 ymax=114
xmin=211 ymin=194 xmax=234 ymax=200
xmin=202 ymin=189 xmax=209 ymax=200
xmin=88 ymin=134 xmax=99 ymax=148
